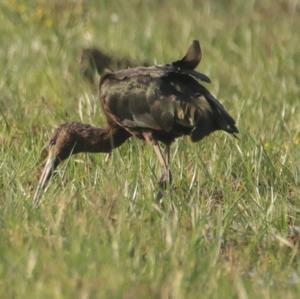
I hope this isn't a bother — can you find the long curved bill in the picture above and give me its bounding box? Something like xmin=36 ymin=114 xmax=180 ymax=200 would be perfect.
xmin=33 ymin=151 xmax=57 ymax=207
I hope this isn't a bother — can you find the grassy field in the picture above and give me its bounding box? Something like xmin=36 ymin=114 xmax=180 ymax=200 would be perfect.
xmin=1 ymin=0 xmax=300 ymax=298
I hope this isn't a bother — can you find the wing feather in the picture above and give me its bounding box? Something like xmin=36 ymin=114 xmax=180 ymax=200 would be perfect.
xmin=100 ymin=54 xmax=237 ymax=141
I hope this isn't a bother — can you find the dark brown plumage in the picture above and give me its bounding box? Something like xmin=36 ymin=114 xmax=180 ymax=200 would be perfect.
xmin=33 ymin=40 xmax=238 ymax=205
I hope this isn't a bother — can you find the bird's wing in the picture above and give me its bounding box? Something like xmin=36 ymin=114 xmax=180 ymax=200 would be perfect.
xmin=170 ymin=40 xmax=211 ymax=84
xmin=161 ymin=71 xmax=238 ymax=139
xmin=101 ymin=74 xmax=176 ymax=132
xmin=101 ymin=69 xmax=212 ymax=134
xmin=172 ymin=40 xmax=202 ymax=70
xmin=100 ymin=64 xmax=237 ymax=140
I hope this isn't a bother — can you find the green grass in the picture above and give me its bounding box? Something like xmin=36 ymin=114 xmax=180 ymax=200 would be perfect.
xmin=1 ymin=0 xmax=300 ymax=298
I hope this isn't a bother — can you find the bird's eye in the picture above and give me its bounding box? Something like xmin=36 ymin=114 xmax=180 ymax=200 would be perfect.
xmin=50 ymin=139 xmax=56 ymax=145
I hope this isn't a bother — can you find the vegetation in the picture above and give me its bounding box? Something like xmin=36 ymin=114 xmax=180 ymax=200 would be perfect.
xmin=0 ymin=0 xmax=299 ymax=298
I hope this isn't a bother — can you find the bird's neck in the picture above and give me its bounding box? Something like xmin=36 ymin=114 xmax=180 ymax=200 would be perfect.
xmin=74 ymin=125 xmax=130 ymax=154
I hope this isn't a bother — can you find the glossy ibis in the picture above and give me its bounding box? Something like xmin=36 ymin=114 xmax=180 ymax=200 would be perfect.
xmin=33 ymin=40 xmax=238 ymax=205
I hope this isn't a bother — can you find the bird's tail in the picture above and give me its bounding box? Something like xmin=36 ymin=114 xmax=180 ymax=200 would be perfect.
xmin=205 ymin=92 xmax=239 ymax=136
xmin=190 ymin=91 xmax=238 ymax=142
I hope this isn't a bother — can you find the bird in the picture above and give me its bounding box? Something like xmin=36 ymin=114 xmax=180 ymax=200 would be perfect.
xmin=33 ymin=40 xmax=238 ymax=205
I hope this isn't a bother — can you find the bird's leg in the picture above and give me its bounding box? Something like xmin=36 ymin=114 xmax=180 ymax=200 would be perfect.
xmin=164 ymin=144 xmax=172 ymax=184
xmin=143 ymin=132 xmax=171 ymax=188
xmin=165 ymin=144 xmax=170 ymax=165
xmin=104 ymin=153 xmax=112 ymax=163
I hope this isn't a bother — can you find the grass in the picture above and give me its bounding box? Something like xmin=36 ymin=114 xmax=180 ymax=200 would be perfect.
xmin=0 ymin=0 xmax=300 ymax=298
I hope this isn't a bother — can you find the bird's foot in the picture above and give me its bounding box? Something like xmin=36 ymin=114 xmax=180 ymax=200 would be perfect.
xmin=156 ymin=171 xmax=172 ymax=203
xmin=156 ymin=189 xmax=164 ymax=202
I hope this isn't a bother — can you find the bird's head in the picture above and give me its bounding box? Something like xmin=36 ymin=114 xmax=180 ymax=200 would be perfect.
xmin=33 ymin=123 xmax=80 ymax=206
